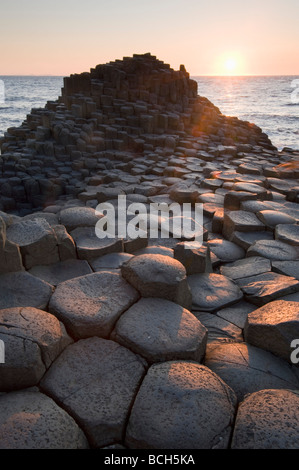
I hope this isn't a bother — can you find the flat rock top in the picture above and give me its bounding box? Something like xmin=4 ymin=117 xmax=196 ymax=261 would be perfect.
xmin=220 ymin=256 xmax=271 ymax=280
xmin=29 ymin=259 xmax=92 ymax=286
xmin=112 ymin=297 xmax=207 ymax=363
xmin=272 ymin=260 xmax=299 ymax=280
xmin=41 ymin=337 xmax=146 ymax=448
xmin=194 ymin=311 xmax=243 ymax=344
xmin=6 ymin=218 xmax=55 ymax=246
xmin=236 ymin=271 xmax=299 ymax=305
xmin=121 ymin=254 xmax=187 ymax=284
xmin=216 ymin=301 xmax=256 ymax=329
xmin=275 ymin=224 xmax=299 ymax=245
xmin=232 ymin=182 xmax=266 ymax=193
xmin=204 ymin=342 xmax=298 ymax=401
xmin=0 ymin=307 xmax=72 ymax=367
xmin=89 ymin=252 xmax=133 ymax=270
xmin=187 ymin=273 xmax=243 ymax=312
xmin=0 ymin=391 xmax=89 ymax=449
xmin=247 ymin=239 xmax=299 ymax=261
xmin=135 ymin=245 xmax=174 ymax=258
xmin=232 ymin=230 xmax=274 ymax=250
xmin=22 ymin=212 xmax=59 ymax=226
xmin=49 ymin=271 xmax=139 ymax=339
xmin=0 ymin=272 xmax=53 ymax=310
xmin=59 ymin=206 xmax=102 ymax=231
xmin=206 ymin=239 xmax=245 ymax=262
xmin=246 ymin=300 xmax=299 ymax=325
xmin=121 ymin=253 xmax=192 ymax=308
xmin=71 ymin=227 xmax=120 ymax=249
xmin=232 ymin=389 xmax=299 ymax=449
xmin=257 ymin=210 xmax=296 ymax=227
xmin=125 ymin=361 xmax=237 ymax=449
xmin=226 ymin=210 xmax=265 ymax=227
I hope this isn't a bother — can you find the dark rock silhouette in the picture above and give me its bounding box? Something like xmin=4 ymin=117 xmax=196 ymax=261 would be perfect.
xmin=0 ymin=53 xmax=274 ymax=214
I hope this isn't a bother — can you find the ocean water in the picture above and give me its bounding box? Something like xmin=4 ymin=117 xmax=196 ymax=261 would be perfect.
xmin=194 ymin=76 xmax=299 ymax=151
xmin=0 ymin=76 xmax=64 ymax=137
xmin=0 ymin=75 xmax=298 ymax=150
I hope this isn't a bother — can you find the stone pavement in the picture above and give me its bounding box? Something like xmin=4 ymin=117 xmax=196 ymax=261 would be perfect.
xmin=0 ymin=54 xmax=298 ymax=449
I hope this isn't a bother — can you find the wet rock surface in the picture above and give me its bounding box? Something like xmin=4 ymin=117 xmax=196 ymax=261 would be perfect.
xmin=0 ymin=53 xmax=298 ymax=449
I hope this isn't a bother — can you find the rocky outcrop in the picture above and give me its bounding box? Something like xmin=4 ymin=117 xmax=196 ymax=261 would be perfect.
xmin=0 ymin=53 xmax=298 ymax=450
xmin=0 ymin=53 xmax=275 ymax=214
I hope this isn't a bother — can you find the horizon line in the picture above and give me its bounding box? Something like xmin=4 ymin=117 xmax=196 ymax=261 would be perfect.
xmin=0 ymin=73 xmax=299 ymax=78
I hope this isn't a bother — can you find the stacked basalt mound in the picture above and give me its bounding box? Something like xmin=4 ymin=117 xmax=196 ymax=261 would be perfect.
xmin=0 ymin=54 xmax=299 ymax=450
xmin=0 ymin=53 xmax=275 ymax=214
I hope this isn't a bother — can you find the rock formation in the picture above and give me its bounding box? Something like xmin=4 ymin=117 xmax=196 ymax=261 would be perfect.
xmin=0 ymin=53 xmax=276 ymax=214
xmin=0 ymin=53 xmax=298 ymax=449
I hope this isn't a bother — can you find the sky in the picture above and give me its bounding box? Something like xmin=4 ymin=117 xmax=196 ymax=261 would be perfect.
xmin=0 ymin=0 xmax=298 ymax=76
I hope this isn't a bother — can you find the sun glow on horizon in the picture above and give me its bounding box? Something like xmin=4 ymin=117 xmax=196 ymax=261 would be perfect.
xmin=225 ymin=58 xmax=237 ymax=73
xmin=215 ymin=53 xmax=245 ymax=76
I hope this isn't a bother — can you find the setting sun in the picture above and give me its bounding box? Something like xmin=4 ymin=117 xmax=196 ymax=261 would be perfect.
xmin=215 ymin=52 xmax=245 ymax=76
xmin=225 ymin=58 xmax=237 ymax=73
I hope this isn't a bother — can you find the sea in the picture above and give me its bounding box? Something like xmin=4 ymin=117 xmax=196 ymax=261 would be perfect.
xmin=0 ymin=75 xmax=298 ymax=151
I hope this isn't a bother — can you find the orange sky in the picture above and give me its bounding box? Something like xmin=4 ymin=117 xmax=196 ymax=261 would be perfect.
xmin=1 ymin=0 xmax=298 ymax=76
